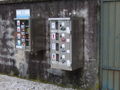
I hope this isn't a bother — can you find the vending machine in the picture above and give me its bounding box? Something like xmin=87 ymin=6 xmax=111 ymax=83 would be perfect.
xmin=14 ymin=9 xmax=31 ymax=50
xmin=49 ymin=17 xmax=84 ymax=71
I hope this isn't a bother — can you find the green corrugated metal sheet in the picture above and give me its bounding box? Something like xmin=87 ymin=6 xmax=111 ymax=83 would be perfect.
xmin=101 ymin=1 xmax=120 ymax=90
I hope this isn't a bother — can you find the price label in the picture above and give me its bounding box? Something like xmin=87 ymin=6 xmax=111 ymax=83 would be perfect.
xmin=52 ymin=53 xmax=56 ymax=60
xmin=51 ymin=22 xmax=55 ymax=29
xmin=52 ymin=43 xmax=56 ymax=50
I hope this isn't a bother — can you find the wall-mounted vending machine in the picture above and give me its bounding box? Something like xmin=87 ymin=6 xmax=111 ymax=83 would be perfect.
xmin=49 ymin=17 xmax=84 ymax=71
xmin=14 ymin=9 xmax=46 ymax=52
xmin=14 ymin=9 xmax=31 ymax=50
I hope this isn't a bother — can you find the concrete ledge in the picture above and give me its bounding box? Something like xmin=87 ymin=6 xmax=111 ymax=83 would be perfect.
xmin=0 ymin=0 xmax=70 ymax=4
xmin=0 ymin=0 xmax=49 ymax=4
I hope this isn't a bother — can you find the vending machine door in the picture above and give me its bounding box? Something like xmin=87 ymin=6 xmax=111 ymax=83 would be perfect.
xmin=30 ymin=17 xmax=46 ymax=52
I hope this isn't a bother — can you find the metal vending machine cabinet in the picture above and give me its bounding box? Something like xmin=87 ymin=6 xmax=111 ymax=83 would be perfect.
xmin=49 ymin=17 xmax=84 ymax=71
xmin=14 ymin=9 xmax=31 ymax=50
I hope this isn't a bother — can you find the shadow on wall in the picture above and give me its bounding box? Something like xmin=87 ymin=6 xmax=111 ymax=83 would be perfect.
xmin=0 ymin=18 xmax=19 ymax=75
xmin=28 ymin=17 xmax=84 ymax=87
xmin=27 ymin=50 xmax=47 ymax=79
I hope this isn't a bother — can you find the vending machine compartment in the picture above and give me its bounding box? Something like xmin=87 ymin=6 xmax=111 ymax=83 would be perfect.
xmin=14 ymin=18 xmax=31 ymax=51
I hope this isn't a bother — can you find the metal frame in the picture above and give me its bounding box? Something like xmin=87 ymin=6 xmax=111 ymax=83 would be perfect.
xmin=102 ymin=66 xmax=120 ymax=71
xmin=48 ymin=18 xmax=70 ymax=21
xmin=14 ymin=18 xmax=30 ymax=20
xmin=99 ymin=1 xmax=103 ymax=90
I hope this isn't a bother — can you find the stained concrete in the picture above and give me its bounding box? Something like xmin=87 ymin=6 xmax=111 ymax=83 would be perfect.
xmin=0 ymin=0 xmax=98 ymax=89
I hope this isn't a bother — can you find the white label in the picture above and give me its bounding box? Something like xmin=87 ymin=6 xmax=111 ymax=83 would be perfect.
xmin=61 ymin=22 xmax=65 ymax=26
xmin=16 ymin=9 xmax=30 ymax=18
xmin=51 ymin=22 xmax=55 ymax=29
xmin=62 ymin=55 xmax=65 ymax=59
xmin=66 ymin=27 xmax=70 ymax=33
xmin=66 ymin=39 xmax=70 ymax=42
xmin=62 ymin=44 xmax=65 ymax=48
xmin=52 ymin=43 xmax=56 ymax=50
xmin=16 ymin=46 xmax=22 ymax=48
xmin=61 ymin=33 xmax=65 ymax=37
xmin=66 ymin=50 xmax=70 ymax=53
xmin=52 ymin=53 xmax=56 ymax=60
xmin=67 ymin=60 xmax=71 ymax=67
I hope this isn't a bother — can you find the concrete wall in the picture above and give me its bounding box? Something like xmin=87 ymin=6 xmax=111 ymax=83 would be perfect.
xmin=0 ymin=0 xmax=98 ymax=89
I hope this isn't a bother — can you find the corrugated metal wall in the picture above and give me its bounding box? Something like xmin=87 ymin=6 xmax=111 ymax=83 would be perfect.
xmin=101 ymin=1 xmax=120 ymax=90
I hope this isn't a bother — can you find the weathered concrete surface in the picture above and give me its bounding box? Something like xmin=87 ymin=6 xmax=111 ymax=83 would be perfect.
xmin=0 ymin=0 xmax=99 ymax=89
xmin=0 ymin=74 xmax=76 ymax=90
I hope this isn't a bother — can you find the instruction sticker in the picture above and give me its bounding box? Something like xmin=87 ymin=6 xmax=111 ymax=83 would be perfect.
xmin=62 ymin=55 xmax=65 ymax=59
xmin=67 ymin=60 xmax=71 ymax=67
xmin=66 ymin=50 xmax=70 ymax=53
xmin=66 ymin=39 xmax=70 ymax=42
xmin=51 ymin=22 xmax=55 ymax=29
xmin=52 ymin=53 xmax=56 ymax=60
xmin=16 ymin=9 xmax=30 ymax=18
xmin=61 ymin=33 xmax=65 ymax=37
xmin=61 ymin=22 xmax=65 ymax=26
xmin=66 ymin=27 xmax=70 ymax=33
xmin=52 ymin=43 xmax=56 ymax=50
xmin=62 ymin=44 xmax=65 ymax=48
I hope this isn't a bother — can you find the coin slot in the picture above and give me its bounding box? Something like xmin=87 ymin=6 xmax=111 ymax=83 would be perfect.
xmin=56 ymin=33 xmax=59 ymax=40
xmin=55 ymin=21 xmax=58 ymax=30
xmin=56 ymin=54 xmax=59 ymax=61
xmin=56 ymin=43 xmax=59 ymax=51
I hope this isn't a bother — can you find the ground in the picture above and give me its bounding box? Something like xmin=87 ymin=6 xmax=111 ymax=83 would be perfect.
xmin=0 ymin=75 xmax=76 ymax=90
